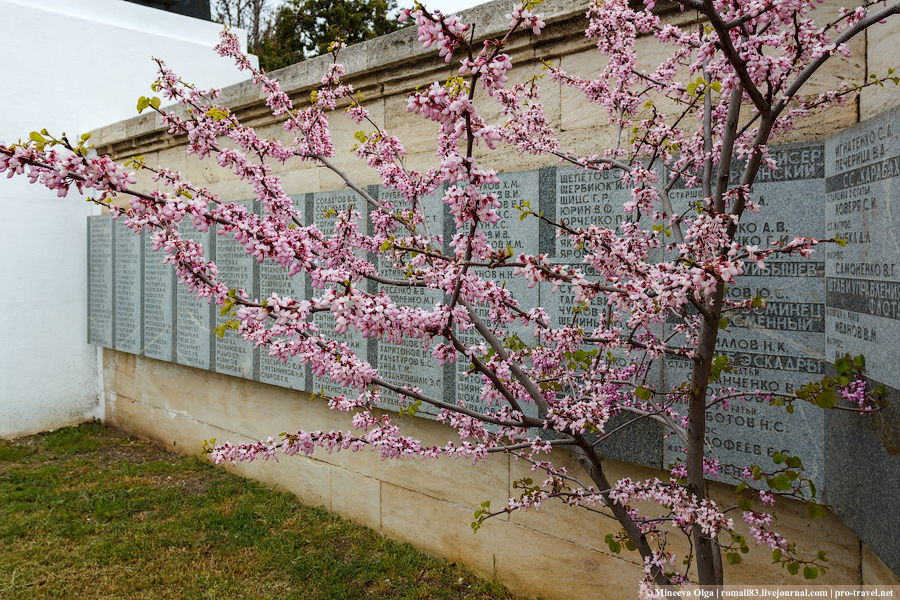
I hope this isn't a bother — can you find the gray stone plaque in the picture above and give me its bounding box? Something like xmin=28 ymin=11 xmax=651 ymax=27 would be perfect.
xmin=662 ymin=353 xmax=827 ymax=489
xmin=309 ymin=309 xmax=370 ymax=399
xmin=174 ymin=218 xmax=212 ymax=370
xmin=825 ymin=110 xmax=900 ymax=389
xmin=113 ymin=219 xmax=142 ymax=354
xmin=142 ymin=232 xmax=175 ymax=362
xmin=662 ymin=143 xmax=827 ymax=489
xmin=454 ymin=170 xmax=540 ymax=419
xmin=472 ymin=170 xmax=539 ymax=257
xmin=549 ymin=165 xmax=633 ymax=262
xmin=212 ymin=200 xmax=257 ymax=380
xmin=545 ymin=163 xmax=665 ymax=342
xmin=307 ymin=189 xmax=373 ymax=399
xmin=375 ymin=187 xmax=446 ymax=414
xmin=455 ymin=266 xmax=539 ymax=414
xmin=259 ymin=260 xmax=308 ymax=391
xmin=825 ymin=386 xmax=900 ymax=573
xmin=87 ymin=216 xmax=113 ymax=348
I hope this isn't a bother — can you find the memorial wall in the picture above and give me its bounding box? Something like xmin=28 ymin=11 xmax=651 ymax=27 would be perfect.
xmin=89 ymin=123 xmax=885 ymax=463
xmin=87 ymin=109 xmax=900 ymax=582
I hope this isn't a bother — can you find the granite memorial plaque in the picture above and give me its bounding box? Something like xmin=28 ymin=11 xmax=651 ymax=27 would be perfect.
xmin=823 ymin=106 xmax=900 ymax=570
xmin=547 ymin=164 xmax=633 ymax=262
xmin=454 ymin=170 xmax=540 ymax=418
xmin=538 ymin=164 xmax=665 ymax=465
xmin=375 ymin=186 xmax=446 ymax=414
xmin=87 ymin=215 xmax=113 ymax=348
xmin=113 ymin=219 xmax=142 ymax=354
xmin=542 ymin=164 xmax=641 ymax=336
xmin=825 ymin=110 xmax=900 ymax=390
xmin=662 ymin=143 xmax=827 ymax=488
xmin=142 ymin=232 xmax=175 ymax=362
xmin=174 ymin=218 xmax=212 ymax=369
xmin=307 ymin=190 xmax=372 ymax=398
xmin=258 ymin=203 xmax=308 ymax=391
xmin=212 ymin=200 xmax=257 ymax=380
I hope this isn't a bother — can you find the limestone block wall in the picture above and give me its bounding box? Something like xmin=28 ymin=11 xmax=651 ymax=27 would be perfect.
xmin=88 ymin=0 xmax=900 ymax=596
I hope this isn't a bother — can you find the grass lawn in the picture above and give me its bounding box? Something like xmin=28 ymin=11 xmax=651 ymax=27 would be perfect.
xmin=0 ymin=422 xmax=522 ymax=599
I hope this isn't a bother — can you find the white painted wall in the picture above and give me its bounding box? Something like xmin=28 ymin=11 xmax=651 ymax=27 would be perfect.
xmin=0 ymin=0 xmax=255 ymax=438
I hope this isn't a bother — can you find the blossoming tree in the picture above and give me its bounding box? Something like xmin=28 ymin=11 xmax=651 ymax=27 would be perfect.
xmin=1 ymin=0 xmax=896 ymax=592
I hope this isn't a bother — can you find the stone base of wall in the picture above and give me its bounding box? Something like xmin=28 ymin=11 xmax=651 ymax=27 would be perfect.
xmin=101 ymin=350 xmax=900 ymax=598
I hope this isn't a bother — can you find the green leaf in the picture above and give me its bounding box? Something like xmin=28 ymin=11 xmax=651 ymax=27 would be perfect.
xmin=787 ymin=456 xmax=802 ymax=469
xmin=807 ymin=503 xmax=825 ymax=519
xmin=136 ymin=96 xmax=150 ymax=113
xmin=818 ymin=551 xmax=828 ymax=562
xmin=772 ymin=549 xmax=783 ymax=563
xmin=809 ymin=480 xmax=817 ymax=498
xmin=738 ymin=497 xmax=752 ymax=511
xmin=726 ymin=552 xmax=742 ymax=565
xmin=835 ymin=355 xmax=849 ymax=375
xmin=853 ymin=355 xmax=866 ymax=368
xmin=772 ymin=452 xmax=785 ymax=464
xmin=787 ymin=562 xmax=800 ymax=575
xmin=816 ymin=391 xmax=837 ymax=409
xmin=29 ymin=131 xmax=45 ymax=143
xmin=770 ymin=474 xmax=792 ymax=491
xmin=803 ymin=566 xmax=818 ymax=580
xmin=634 ymin=387 xmax=652 ymax=401
xmin=718 ymin=317 xmax=728 ymax=329
xmin=150 ymin=96 xmax=161 ymax=109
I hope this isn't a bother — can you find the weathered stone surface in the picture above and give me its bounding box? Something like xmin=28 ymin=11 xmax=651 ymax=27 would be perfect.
xmin=211 ymin=200 xmax=257 ymax=380
xmin=823 ymin=111 xmax=900 ymax=572
xmin=174 ymin=219 xmax=212 ymax=370
xmin=142 ymin=234 xmax=175 ymax=362
xmin=88 ymin=216 xmax=114 ymax=348
xmin=663 ymin=143 xmax=828 ymax=489
xmin=307 ymin=190 xmax=373 ymax=398
xmin=113 ymin=219 xmax=142 ymax=355
xmin=373 ymin=186 xmax=446 ymax=414
xmin=825 ymin=108 xmax=900 ymax=389
xmin=826 ymin=385 xmax=900 ymax=576
xmin=454 ymin=170 xmax=540 ymax=418
xmin=258 ymin=199 xmax=308 ymax=391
